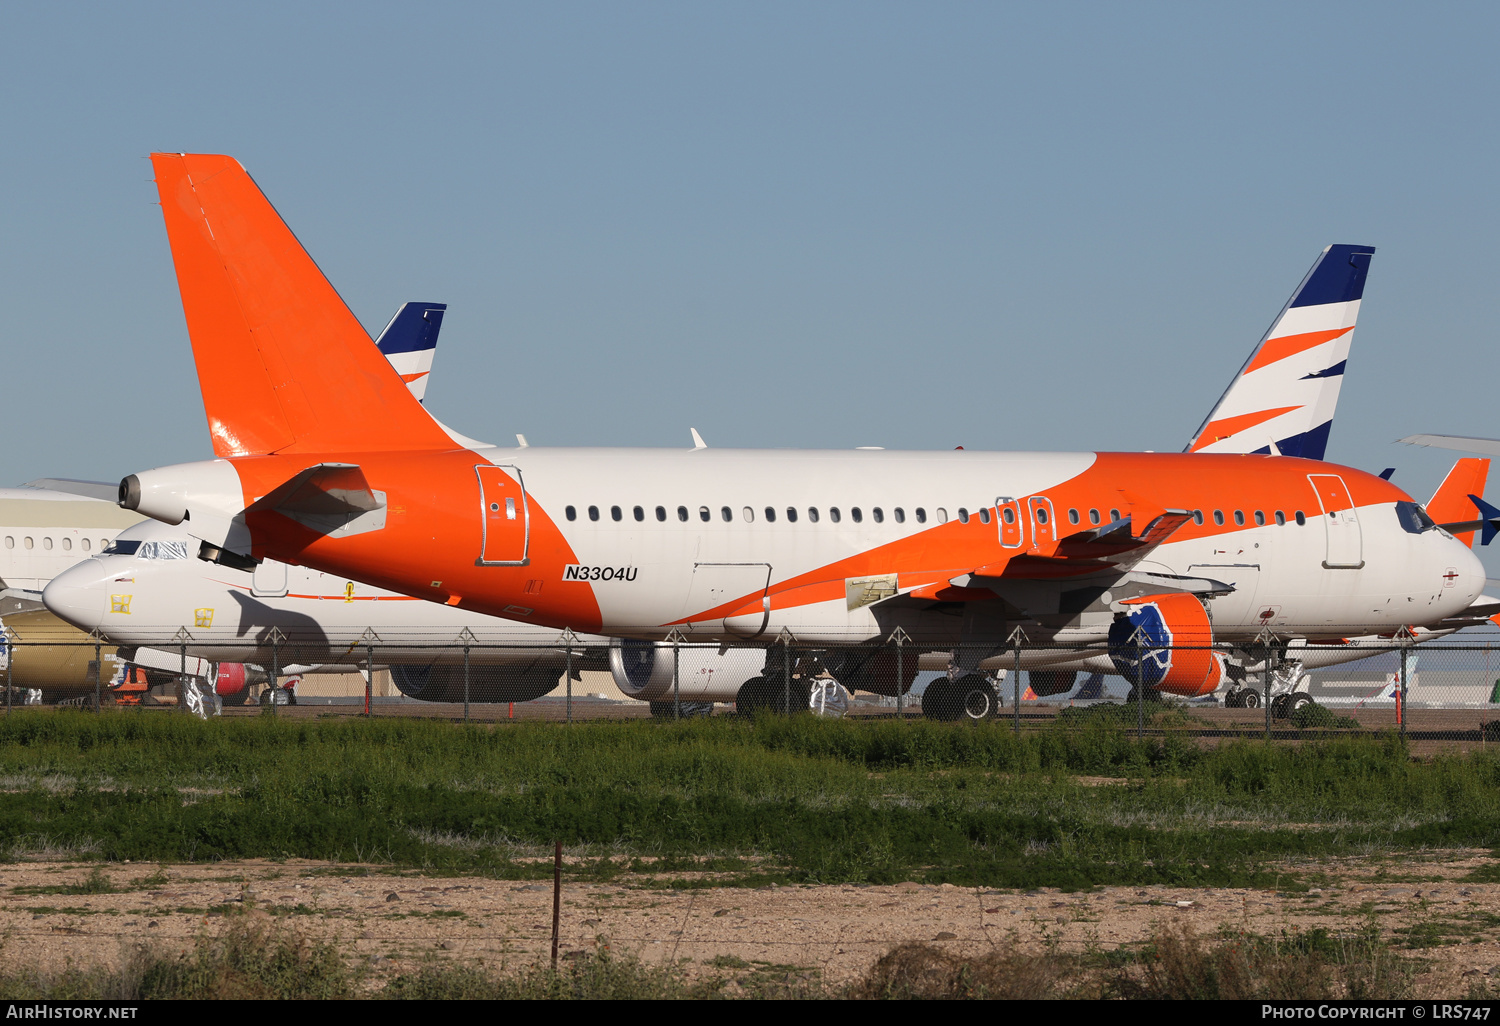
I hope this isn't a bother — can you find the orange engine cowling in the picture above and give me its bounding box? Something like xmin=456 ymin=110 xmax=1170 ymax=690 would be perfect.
xmin=1106 ymin=592 xmax=1223 ymax=698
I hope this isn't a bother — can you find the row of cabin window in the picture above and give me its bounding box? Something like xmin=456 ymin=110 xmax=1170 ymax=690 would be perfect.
xmin=564 ymin=505 xmax=1312 ymax=528
xmin=1054 ymin=507 xmax=1306 ymax=528
xmin=2 ymin=536 xmax=108 ymax=552
xmin=566 ymin=505 xmax=949 ymax=524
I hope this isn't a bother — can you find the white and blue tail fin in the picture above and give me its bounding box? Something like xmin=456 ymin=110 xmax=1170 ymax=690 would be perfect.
xmin=1188 ymin=244 xmax=1374 ymax=460
xmin=375 ymin=302 xmax=446 ymax=403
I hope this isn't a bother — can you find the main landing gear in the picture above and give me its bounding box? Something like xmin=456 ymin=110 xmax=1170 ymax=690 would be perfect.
xmin=1270 ymin=693 xmax=1313 ymax=719
xmin=921 ymin=674 xmax=999 ymax=722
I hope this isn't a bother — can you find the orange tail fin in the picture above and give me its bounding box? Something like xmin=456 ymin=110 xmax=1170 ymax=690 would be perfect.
xmin=150 ymin=153 xmax=453 ymax=457
xmin=1426 ymin=457 xmax=1490 ymax=547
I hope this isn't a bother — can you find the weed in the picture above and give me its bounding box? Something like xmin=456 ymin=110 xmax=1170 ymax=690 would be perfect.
xmin=382 ymin=948 xmax=699 ymax=1000
xmin=854 ymin=940 xmax=1068 ymax=999
xmin=1110 ymin=924 xmax=1413 ymax=1000
xmin=14 ymin=867 xmax=115 ymax=896
xmin=0 ymin=920 xmax=357 ymax=1000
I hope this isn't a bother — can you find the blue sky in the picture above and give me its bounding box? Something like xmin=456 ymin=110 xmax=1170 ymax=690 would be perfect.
xmin=3 ymin=3 xmax=1498 ymax=564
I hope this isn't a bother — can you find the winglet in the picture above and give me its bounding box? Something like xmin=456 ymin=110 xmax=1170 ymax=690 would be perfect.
xmin=690 ymin=428 xmax=707 ymax=450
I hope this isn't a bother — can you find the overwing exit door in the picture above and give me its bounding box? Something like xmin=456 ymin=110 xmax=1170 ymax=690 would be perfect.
xmin=1308 ymin=474 xmax=1363 ymax=569
xmin=476 ymin=464 xmax=530 ymax=566
xmin=996 ymin=497 xmax=1025 ymax=548
xmin=1028 ymin=496 xmax=1056 ymax=551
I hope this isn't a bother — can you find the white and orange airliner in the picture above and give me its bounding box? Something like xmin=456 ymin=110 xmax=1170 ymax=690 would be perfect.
xmin=116 ymin=153 xmax=1487 ymax=718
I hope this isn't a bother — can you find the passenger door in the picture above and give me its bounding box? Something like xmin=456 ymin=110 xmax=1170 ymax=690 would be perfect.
xmin=476 ymin=464 xmax=530 ymax=566
xmin=1308 ymin=474 xmax=1363 ymax=569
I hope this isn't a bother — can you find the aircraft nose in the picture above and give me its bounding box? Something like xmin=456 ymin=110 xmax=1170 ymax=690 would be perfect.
xmin=42 ymin=558 xmax=111 ymax=632
xmin=1441 ymin=535 xmax=1488 ymax=610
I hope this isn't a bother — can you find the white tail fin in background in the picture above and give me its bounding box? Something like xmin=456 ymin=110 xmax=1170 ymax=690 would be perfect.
xmin=1188 ymin=244 xmax=1374 ymax=460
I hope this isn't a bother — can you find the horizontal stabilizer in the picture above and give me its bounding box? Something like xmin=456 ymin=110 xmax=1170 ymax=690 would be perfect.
xmin=246 ymin=463 xmax=386 ymax=539
xmin=1472 ymin=494 xmax=1500 ymax=547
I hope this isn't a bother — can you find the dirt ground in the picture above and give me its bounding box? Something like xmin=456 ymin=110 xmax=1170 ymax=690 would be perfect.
xmin=4 ymin=854 xmax=1500 ymax=994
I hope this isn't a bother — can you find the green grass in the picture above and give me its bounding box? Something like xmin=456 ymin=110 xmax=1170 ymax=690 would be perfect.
xmin=0 ymin=711 xmax=1495 ymax=888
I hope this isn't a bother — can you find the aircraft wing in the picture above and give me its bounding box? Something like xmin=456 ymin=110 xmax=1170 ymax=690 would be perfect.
xmin=888 ymin=509 xmax=1225 ymax=617
xmin=959 ymin=509 xmax=1196 ymax=582
xmin=1400 ymin=434 xmax=1500 ymax=457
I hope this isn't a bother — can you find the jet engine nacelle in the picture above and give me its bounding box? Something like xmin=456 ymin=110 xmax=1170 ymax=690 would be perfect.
xmin=388 ymin=657 xmax=565 ymax=703
xmin=608 ymin=639 xmax=763 ymax=702
xmin=212 ymin=662 xmax=248 ymax=697
xmin=1028 ymin=670 xmax=1078 ymax=698
xmin=1107 ymin=592 xmax=1224 ymax=698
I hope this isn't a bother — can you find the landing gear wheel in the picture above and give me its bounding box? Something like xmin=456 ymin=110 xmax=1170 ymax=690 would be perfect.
xmin=1271 ymin=694 xmax=1290 ymax=719
xmin=1289 ymin=694 xmax=1313 ymax=715
xmin=1223 ymin=691 xmax=1242 ymax=708
xmin=954 ymin=674 xmax=998 ymax=721
xmin=921 ymin=680 xmax=955 ymax=721
xmin=736 ymin=676 xmax=770 ymax=717
xmin=1240 ymin=689 xmax=1261 ymax=709
xmin=220 ymin=690 xmax=249 ymax=707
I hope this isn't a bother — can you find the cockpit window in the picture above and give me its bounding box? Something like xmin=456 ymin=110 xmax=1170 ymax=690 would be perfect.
xmin=105 ymin=539 xmax=189 ymax=559
xmin=141 ymin=541 xmax=191 ymax=560
xmin=1395 ymin=501 xmax=1437 ymax=535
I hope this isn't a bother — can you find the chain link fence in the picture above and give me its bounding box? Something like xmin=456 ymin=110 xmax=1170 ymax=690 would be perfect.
xmin=2 ymin=629 xmax=1500 ymax=746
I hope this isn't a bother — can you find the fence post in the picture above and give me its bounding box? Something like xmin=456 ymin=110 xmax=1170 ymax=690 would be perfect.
xmin=1008 ymin=627 xmax=1027 ymax=735
xmin=1133 ymin=626 xmax=1147 ymax=740
xmin=459 ymin=627 xmax=475 ymax=725
xmin=360 ymin=628 xmax=377 ymax=717
xmin=267 ymin=626 xmax=284 ymax=716
xmin=4 ymin=626 xmax=12 ymax=715
xmin=563 ymin=628 xmax=578 ymax=726
xmin=1398 ymin=629 xmax=1414 ymax=740
xmin=173 ymin=626 xmax=192 ymax=717
xmin=92 ymin=632 xmax=102 ymax=713
xmin=783 ymin=630 xmax=794 ymax=715
xmin=889 ymin=626 xmax=910 ymax=722
xmin=551 ymin=838 xmax=562 ymax=969
xmin=1258 ymin=629 xmax=1276 ymax=741
xmin=663 ymin=629 xmax=683 ymax=720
